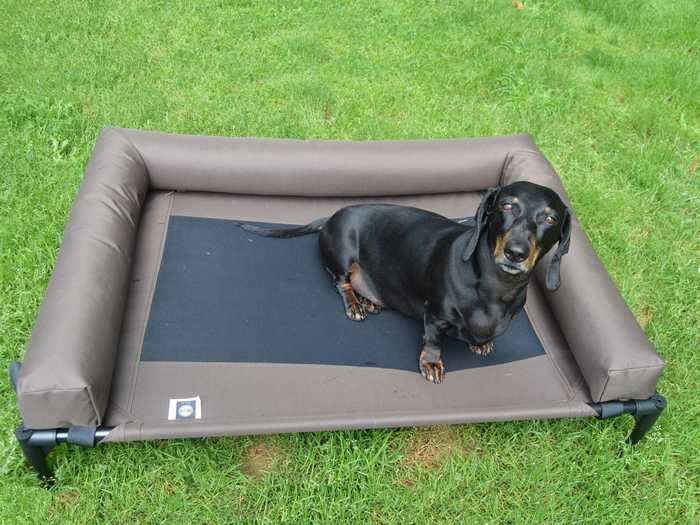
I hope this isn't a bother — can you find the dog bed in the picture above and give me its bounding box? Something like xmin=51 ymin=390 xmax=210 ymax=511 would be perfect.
xmin=12 ymin=128 xmax=666 ymax=482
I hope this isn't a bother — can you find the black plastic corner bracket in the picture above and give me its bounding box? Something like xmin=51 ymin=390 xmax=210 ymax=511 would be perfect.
xmin=589 ymin=393 xmax=667 ymax=444
xmin=10 ymin=361 xmax=113 ymax=485
xmin=15 ymin=427 xmax=58 ymax=486
xmin=14 ymin=426 xmax=114 ymax=486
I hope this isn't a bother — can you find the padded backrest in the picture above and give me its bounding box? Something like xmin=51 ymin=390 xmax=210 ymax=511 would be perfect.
xmin=126 ymin=128 xmax=535 ymax=196
xmin=502 ymin=151 xmax=665 ymax=401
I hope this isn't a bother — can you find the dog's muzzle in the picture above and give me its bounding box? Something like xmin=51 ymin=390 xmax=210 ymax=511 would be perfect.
xmin=497 ymin=261 xmax=526 ymax=275
xmin=495 ymin=239 xmax=530 ymax=275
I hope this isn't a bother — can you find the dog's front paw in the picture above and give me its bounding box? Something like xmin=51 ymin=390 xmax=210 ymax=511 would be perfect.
xmin=419 ymin=348 xmax=444 ymax=384
xmin=469 ymin=341 xmax=494 ymax=356
xmin=345 ymin=301 xmax=367 ymax=321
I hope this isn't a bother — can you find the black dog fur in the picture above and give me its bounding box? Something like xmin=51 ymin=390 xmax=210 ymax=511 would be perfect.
xmin=241 ymin=181 xmax=571 ymax=384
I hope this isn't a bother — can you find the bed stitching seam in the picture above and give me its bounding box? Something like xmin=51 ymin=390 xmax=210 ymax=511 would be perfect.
xmin=110 ymin=128 xmax=151 ymax=181
xmin=22 ymin=386 xmax=100 ymax=426
xmin=21 ymin=386 xmax=89 ymax=394
xmin=499 ymin=148 xmax=541 ymax=186
xmin=599 ymin=365 xmax=666 ymax=402
xmin=608 ymin=364 xmax=666 ymax=372
xmin=126 ymin=191 xmax=175 ymax=420
xmin=524 ymin=299 xmax=575 ymax=401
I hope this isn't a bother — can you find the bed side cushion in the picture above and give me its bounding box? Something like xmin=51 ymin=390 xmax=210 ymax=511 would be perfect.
xmin=17 ymin=129 xmax=148 ymax=428
xmin=502 ymin=149 xmax=665 ymax=402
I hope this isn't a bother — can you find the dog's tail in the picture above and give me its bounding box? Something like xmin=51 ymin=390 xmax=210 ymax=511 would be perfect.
xmin=240 ymin=217 xmax=328 ymax=238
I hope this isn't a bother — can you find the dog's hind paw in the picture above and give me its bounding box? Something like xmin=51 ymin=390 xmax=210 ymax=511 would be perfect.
xmin=357 ymin=295 xmax=381 ymax=314
xmin=469 ymin=341 xmax=494 ymax=356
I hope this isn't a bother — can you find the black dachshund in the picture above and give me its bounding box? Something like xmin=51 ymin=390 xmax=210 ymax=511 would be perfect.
xmin=241 ymin=181 xmax=571 ymax=384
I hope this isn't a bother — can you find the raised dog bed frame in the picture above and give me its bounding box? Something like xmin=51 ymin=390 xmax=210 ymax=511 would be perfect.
xmin=11 ymin=129 xmax=666 ymax=484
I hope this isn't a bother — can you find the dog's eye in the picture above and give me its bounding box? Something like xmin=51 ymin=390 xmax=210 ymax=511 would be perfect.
xmin=544 ymin=216 xmax=557 ymax=225
xmin=502 ymin=202 xmax=513 ymax=211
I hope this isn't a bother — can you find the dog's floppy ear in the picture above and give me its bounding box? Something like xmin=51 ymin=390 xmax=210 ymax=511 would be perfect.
xmin=545 ymin=208 xmax=572 ymax=291
xmin=462 ymin=186 xmax=501 ymax=262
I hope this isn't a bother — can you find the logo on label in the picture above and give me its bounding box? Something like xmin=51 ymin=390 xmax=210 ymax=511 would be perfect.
xmin=168 ymin=396 xmax=202 ymax=421
xmin=177 ymin=403 xmax=195 ymax=418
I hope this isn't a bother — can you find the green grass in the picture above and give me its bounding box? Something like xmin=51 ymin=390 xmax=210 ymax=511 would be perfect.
xmin=1 ymin=0 xmax=698 ymax=522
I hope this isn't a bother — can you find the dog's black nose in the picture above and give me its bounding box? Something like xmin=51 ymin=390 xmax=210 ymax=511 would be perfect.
xmin=504 ymin=244 xmax=528 ymax=263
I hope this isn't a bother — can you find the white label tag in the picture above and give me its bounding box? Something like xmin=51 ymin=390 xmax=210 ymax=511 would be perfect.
xmin=168 ymin=396 xmax=202 ymax=420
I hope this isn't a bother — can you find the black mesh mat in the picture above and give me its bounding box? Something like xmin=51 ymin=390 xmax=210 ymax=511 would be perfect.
xmin=141 ymin=216 xmax=545 ymax=370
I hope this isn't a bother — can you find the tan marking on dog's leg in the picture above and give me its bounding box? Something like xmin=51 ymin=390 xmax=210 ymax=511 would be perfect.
xmin=349 ymin=262 xmax=384 ymax=306
xmin=336 ymin=280 xmax=366 ymax=321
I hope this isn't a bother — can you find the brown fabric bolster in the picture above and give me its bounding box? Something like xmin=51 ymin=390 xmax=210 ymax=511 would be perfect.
xmin=120 ymin=127 xmax=535 ymax=196
xmin=18 ymin=128 xmax=149 ymax=428
xmin=502 ymin=149 xmax=665 ymax=402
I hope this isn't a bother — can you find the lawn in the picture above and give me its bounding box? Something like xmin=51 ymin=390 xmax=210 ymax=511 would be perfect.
xmin=1 ymin=0 xmax=698 ymax=523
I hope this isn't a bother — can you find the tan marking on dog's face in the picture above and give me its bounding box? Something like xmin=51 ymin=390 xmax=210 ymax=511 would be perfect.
xmin=494 ymin=230 xmax=512 ymax=258
xmin=525 ymin=237 xmax=540 ymax=271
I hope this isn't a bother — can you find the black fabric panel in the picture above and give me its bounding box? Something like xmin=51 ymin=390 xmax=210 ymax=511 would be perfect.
xmin=141 ymin=216 xmax=545 ymax=370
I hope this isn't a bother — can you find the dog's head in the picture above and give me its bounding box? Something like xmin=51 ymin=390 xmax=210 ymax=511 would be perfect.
xmin=462 ymin=181 xmax=571 ymax=291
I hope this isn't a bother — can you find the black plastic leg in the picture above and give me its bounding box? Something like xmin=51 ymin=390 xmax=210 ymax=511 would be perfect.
xmin=14 ymin=424 xmax=113 ymax=486
xmin=11 ymin=363 xmax=117 ymax=486
xmin=15 ymin=427 xmax=56 ymax=486
xmin=589 ymin=393 xmax=667 ymax=444
xmin=628 ymin=394 xmax=667 ymax=444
